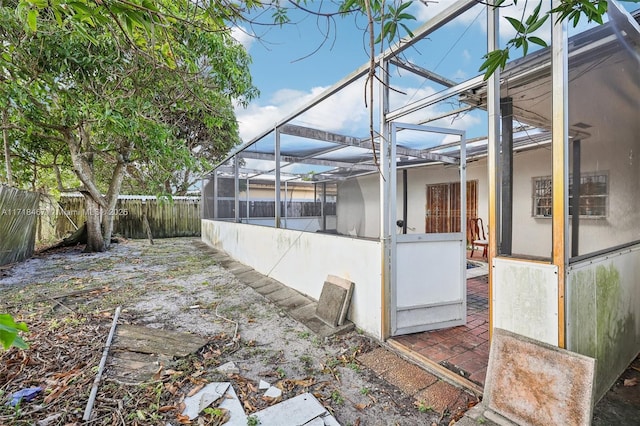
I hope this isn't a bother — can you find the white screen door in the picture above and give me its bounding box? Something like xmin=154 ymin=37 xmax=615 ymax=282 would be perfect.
xmin=390 ymin=123 xmax=467 ymax=335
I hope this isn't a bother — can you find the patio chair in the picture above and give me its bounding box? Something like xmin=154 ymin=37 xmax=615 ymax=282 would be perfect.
xmin=469 ymin=217 xmax=488 ymax=258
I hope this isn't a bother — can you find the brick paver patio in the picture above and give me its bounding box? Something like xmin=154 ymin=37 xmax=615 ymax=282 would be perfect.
xmin=391 ymin=273 xmax=490 ymax=388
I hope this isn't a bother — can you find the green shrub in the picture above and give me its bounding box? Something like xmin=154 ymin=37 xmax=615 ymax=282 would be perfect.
xmin=0 ymin=314 xmax=29 ymax=350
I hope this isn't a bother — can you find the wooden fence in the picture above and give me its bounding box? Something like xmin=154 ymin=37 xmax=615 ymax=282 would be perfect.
xmin=0 ymin=185 xmax=40 ymax=266
xmin=215 ymin=199 xmax=337 ymax=219
xmin=57 ymin=196 xmax=201 ymax=240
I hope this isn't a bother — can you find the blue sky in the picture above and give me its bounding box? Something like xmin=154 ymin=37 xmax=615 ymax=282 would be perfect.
xmin=231 ymin=1 xmax=491 ymax=143
xmin=231 ymin=1 xmax=638 ymax=146
xmin=232 ymin=3 xmax=377 ymax=141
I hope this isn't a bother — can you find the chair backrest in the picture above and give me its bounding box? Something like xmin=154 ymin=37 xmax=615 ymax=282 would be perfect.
xmin=468 ymin=217 xmax=486 ymax=242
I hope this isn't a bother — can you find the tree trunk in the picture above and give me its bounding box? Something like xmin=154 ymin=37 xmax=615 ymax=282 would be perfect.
xmin=2 ymin=108 xmax=13 ymax=186
xmin=31 ymin=162 xmax=37 ymax=191
xmin=53 ymin=162 xmax=64 ymax=192
xmin=102 ymin=156 xmax=128 ymax=249
xmin=83 ymin=194 xmax=105 ymax=252
xmin=66 ymin=127 xmax=106 ymax=209
xmin=65 ymin=126 xmax=133 ymax=253
xmin=66 ymin=126 xmax=107 ymax=253
xmin=61 ymin=223 xmax=88 ymax=246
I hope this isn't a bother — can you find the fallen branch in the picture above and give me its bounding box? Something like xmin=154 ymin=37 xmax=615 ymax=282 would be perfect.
xmin=48 ymin=286 xmax=111 ymax=300
xmin=83 ymin=306 xmax=121 ymax=421
xmin=215 ymin=304 xmax=239 ymax=342
xmin=46 ymin=296 xmax=76 ymax=314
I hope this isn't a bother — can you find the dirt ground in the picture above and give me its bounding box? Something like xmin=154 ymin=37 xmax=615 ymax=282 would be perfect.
xmin=0 ymin=237 xmax=472 ymax=426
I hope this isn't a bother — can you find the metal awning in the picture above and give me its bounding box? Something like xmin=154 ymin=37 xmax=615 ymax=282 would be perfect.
xmin=206 ymin=3 xmax=639 ymax=184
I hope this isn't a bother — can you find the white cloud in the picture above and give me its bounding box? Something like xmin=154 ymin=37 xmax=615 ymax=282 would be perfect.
xmin=236 ymin=78 xmax=372 ymax=142
xmin=295 ymin=83 xmax=370 ymax=134
xmin=231 ymin=26 xmax=256 ymax=51
xmin=235 ymin=103 xmax=281 ymax=142
xmin=236 ymin=73 xmax=483 ymax=151
xmin=236 ymin=3 xmax=549 ymax=149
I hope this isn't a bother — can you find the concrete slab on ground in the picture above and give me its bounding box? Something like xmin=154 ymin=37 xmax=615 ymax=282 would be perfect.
xmin=216 ymin=258 xmax=238 ymax=269
xmin=275 ymin=293 xmax=313 ymax=310
xmin=358 ymin=347 xmax=406 ymax=376
xmin=267 ymin=287 xmax=303 ymax=304
xmin=484 ymin=329 xmax=595 ymax=426
xmin=252 ymin=392 xmax=340 ymax=426
xmin=227 ymin=263 xmax=254 ymax=275
xmin=244 ymin=276 xmax=277 ymax=290
xmin=288 ymin=303 xmax=354 ymax=338
xmin=234 ymin=269 xmax=266 ymax=284
xmin=455 ymin=328 xmax=596 ymax=426
xmin=180 ymin=382 xmax=247 ymax=426
xmin=182 ymin=382 xmax=230 ymax=420
xmin=316 ymin=275 xmax=353 ymax=327
xmin=380 ymin=357 xmax=439 ymax=395
xmin=253 ymin=281 xmax=283 ymax=296
xmin=454 ymin=404 xmax=506 ymax=426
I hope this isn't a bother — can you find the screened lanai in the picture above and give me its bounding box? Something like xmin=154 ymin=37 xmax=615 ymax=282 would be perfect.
xmin=202 ymin=0 xmax=491 ymax=341
xmin=202 ymin=0 xmax=640 ymax=399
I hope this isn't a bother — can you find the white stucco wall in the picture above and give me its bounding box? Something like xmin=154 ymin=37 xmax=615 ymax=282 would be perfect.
xmin=336 ymin=161 xmax=489 ymax=239
xmin=493 ymin=258 xmax=559 ymax=346
xmin=336 ymin=177 xmax=381 ymax=238
xmin=511 ymin=148 xmax=553 ymax=257
xmin=573 ymin=136 xmax=640 ymax=255
xmin=511 ymin=140 xmax=640 ymax=258
xmin=201 ymin=219 xmax=383 ymax=338
xmin=335 ymin=141 xmax=638 ymax=259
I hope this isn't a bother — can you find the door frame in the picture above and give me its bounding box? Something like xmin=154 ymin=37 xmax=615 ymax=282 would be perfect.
xmin=389 ymin=122 xmax=467 ymax=336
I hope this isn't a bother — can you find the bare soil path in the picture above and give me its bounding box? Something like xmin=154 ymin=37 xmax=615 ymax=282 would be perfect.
xmin=0 ymin=237 xmax=474 ymax=426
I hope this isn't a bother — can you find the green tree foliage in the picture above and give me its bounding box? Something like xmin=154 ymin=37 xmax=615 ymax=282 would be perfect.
xmin=479 ymin=0 xmax=635 ymax=79
xmin=338 ymin=0 xmax=416 ymax=44
xmin=0 ymin=313 xmax=28 ymax=350
xmin=1 ymin=0 xmax=630 ymax=253
xmin=1 ymin=0 xmax=258 ymax=251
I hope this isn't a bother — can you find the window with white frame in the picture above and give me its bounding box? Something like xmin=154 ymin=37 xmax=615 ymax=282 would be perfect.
xmin=532 ymin=172 xmax=608 ymax=218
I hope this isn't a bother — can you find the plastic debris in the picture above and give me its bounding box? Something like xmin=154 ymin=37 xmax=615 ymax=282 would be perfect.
xmin=6 ymin=387 xmax=42 ymax=407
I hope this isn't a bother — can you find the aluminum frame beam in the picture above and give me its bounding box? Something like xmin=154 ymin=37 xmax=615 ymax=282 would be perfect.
xmin=210 ymin=0 xmax=477 ymax=171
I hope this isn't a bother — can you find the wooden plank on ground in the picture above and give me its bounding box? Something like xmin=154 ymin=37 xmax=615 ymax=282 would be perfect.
xmin=112 ymin=324 xmax=208 ymax=358
xmin=107 ymin=325 xmax=209 ymax=384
